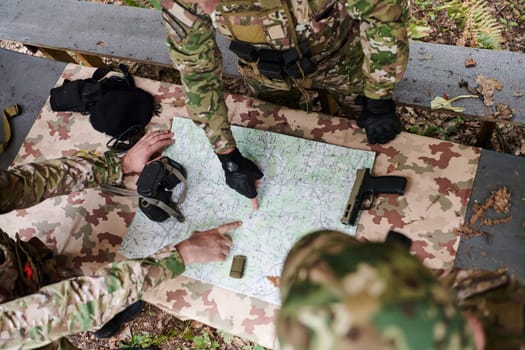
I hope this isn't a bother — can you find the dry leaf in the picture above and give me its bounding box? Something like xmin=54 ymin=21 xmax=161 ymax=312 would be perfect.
xmin=475 ymin=74 xmax=503 ymax=106
xmin=493 ymin=104 xmax=513 ymax=120
xmin=454 ymin=186 xmax=513 ymax=239
xmin=465 ymin=57 xmax=477 ymax=67
xmin=266 ymin=276 xmax=280 ymax=287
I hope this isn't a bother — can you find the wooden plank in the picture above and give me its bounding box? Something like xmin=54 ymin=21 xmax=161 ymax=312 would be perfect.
xmin=1 ymin=0 xmax=524 ymax=124
xmin=37 ymin=47 xmax=77 ymax=63
xmin=74 ymin=52 xmax=108 ymax=68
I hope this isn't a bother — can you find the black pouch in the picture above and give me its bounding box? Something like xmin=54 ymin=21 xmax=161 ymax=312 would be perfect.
xmin=50 ymin=79 xmax=102 ymax=113
xmin=90 ymin=87 xmax=155 ymax=138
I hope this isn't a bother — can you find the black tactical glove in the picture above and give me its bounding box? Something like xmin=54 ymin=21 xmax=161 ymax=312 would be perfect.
xmin=218 ymin=148 xmax=264 ymax=199
xmin=357 ymin=97 xmax=402 ymax=144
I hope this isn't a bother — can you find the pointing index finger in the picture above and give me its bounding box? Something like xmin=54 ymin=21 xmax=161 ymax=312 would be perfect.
xmin=215 ymin=221 xmax=242 ymax=235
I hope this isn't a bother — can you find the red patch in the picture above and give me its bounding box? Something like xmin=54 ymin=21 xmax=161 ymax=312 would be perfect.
xmin=370 ymin=144 xmax=399 ymax=158
xmin=16 ymin=209 xmax=29 ymax=217
xmin=84 ymin=207 xmax=109 ymax=225
xmin=198 ymin=290 xmax=218 ymax=321
xmin=24 ymin=262 xmax=33 ymax=280
xmin=418 ymin=142 xmax=461 ymax=169
xmin=61 ymin=149 xmax=78 ymax=157
xmin=18 ymin=227 xmax=36 ymax=240
xmin=156 ymin=86 xmax=185 ymax=100
xmin=165 ymin=289 xmax=191 ymax=311
xmin=97 ymin=232 xmax=122 ymax=247
xmin=369 ymin=208 xmax=406 ymax=228
xmin=311 ymin=118 xmax=351 ymax=140
xmin=438 ymin=238 xmax=458 ymax=256
xmin=22 ymin=143 xmax=43 ymax=159
xmin=67 ymin=192 xmax=84 ymax=205
xmin=411 ymin=240 xmax=435 ymax=262
xmin=56 ymin=111 xmax=73 ymax=124
xmin=48 ymin=123 xmax=70 ymax=140
xmin=117 ymin=211 xmax=136 ymax=226
xmin=239 ymin=110 xmax=264 ymax=128
xmin=242 ymin=305 xmax=275 ymax=334
xmin=434 ymin=177 xmax=471 ymax=206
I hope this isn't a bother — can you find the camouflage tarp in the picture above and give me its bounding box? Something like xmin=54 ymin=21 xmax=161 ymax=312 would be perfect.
xmin=0 ymin=64 xmax=479 ymax=348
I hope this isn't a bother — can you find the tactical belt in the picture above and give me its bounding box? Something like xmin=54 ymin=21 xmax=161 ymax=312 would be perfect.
xmin=229 ymin=40 xmax=316 ymax=81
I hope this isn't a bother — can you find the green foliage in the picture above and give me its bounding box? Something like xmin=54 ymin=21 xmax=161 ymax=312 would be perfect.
xmin=218 ymin=330 xmax=234 ymax=345
xmin=181 ymin=320 xmax=194 ymax=341
xmin=408 ymin=20 xmax=432 ymax=39
xmin=409 ymin=0 xmax=434 ymax=40
xmin=413 ymin=0 xmax=437 ymax=19
xmin=192 ymin=333 xmax=219 ymax=350
xmin=408 ymin=116 xmax=463 ymax=141
xmin=123 ymin=0 xmax=161 ymax=10
xmin=119 ymin=329 xmax=178 ymax=349
xmin=435 ymin=0 xmax=503 ymax=49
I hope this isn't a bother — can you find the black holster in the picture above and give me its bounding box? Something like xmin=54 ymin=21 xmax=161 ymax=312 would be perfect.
xmin=137 ymin=157 xmax=187 ymax=223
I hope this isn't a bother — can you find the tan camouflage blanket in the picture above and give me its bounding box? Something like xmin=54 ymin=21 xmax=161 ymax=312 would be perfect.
xmin=0 ymin=64 xmax=480 ymax=348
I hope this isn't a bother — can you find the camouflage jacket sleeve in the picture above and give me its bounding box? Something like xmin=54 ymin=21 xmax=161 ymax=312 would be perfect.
xmin=161 ymin=0 xmax=236 ymax=153
xmin=0 ymin=249 xmax=185 ymax=349
xmin=345 ymin=0 xmax=409 ymax=99
xmin=0 ymin=151 xmax=122 ymax=214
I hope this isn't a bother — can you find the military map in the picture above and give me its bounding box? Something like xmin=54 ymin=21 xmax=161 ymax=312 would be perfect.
xmin=121 ymin=117 xmax=375 ymax=305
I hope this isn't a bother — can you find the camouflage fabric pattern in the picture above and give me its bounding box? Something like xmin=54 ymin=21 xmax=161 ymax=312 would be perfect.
xmin=0 ymin=150 xmax=122 ymax=214
xmin=0 ymin=65 xmax=479 ymax=348
xmin=276 ymin=230 xmax=474 ymax=349
xmin=161 ymin=0 xmax=409 ymax=151
xmin=0 ymin=246 xmax=185 ymax=349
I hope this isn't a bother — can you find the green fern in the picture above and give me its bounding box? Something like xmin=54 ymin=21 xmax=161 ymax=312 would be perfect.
xmin=437 ymin=0 xmax=503 ymax=49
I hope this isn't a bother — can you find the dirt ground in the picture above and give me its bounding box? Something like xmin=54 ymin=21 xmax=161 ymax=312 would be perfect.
xmin=1 ymin=1 xmax=524 ymax=349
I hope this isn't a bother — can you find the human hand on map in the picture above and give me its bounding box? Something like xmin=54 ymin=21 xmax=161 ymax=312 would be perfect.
xmin=121 ymin=130 xmax=174 ymax=174
xmin=175 ymin=221 xmax=241 ymax=265
xmin=217 ymin=148 xmax=264 ymax=210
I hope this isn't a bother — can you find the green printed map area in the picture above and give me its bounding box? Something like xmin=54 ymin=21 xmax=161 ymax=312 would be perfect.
xmin=122 ymin=117 xmax=375 ymax=305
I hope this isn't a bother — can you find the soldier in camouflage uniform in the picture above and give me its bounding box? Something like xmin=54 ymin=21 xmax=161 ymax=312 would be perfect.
xmin=0 ymin=130 xmax=239 ymax=349
xmin=277 ymin=230 xmax=525 ymax=349
xmin=160 ymin=0 xmax=409 ymax=205
xmin=0 ymin=221 xmax=238 ymax=349
xmin=0 ymin=130 xmax=175 ymax=214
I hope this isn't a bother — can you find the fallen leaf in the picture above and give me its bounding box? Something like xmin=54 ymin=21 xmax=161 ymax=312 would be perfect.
xmin=493 ymin=104 xmax=513 ymax=121
xmin=465 ymin=57 xmax=477 ymax=67
xmin=476 ymin=74 xmax=503 ymax=106
xmin=431 ymin=95 xmax=479 ymax=112
xmin=266 ymin=276 xmax=280 ymax=287
xmin=96 ymin=40 xmax=105 ymax=46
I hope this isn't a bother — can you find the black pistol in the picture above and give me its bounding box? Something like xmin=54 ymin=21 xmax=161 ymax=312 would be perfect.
xmin=341 ymin=168 xmax=407 ymax=226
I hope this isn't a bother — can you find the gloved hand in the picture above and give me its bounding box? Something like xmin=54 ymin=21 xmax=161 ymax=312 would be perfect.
xmin=217 ymin=148 xmax=263 ymax=199
xmin=357 ymin=97 xmax=402 ymax=144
